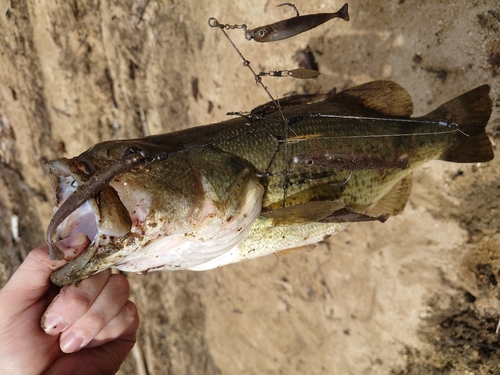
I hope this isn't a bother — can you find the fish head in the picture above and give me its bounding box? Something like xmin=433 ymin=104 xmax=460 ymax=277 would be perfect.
xmin=46 ymin=142 xmax=264 ymax=286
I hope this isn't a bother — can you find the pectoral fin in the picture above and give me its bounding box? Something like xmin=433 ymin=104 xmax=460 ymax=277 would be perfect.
xmin=262 ymin=200 xmax=345 ymax=226
xmin=367 ymin=175 xmax=413 ymax=216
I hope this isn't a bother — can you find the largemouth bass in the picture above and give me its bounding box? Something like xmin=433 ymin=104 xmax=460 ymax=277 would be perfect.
xmin=45 ymin=81 xmax=494 ymax=286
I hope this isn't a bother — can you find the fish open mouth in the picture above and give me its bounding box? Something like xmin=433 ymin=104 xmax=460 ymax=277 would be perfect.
xmin=53 ymin=178 xmax=133 ymax=247
xmin=45 ymin=159 xmax=98 ymax=260
xmin=54 ymin=177 xmax=98 ymax=243
xmin=45 ymin=151 xmax=145 ymax=261
xmin=45 ymin=156 xmax=136 ymax=265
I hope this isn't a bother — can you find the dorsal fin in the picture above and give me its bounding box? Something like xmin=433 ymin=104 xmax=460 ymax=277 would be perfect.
xmin=333 ymin=80 xmax=414 ymax=117
xmin=367 ymin=175 xmax=413 ymax=216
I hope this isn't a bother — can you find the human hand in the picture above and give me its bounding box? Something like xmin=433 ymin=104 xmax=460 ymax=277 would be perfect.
xmin=0 ymin=233 xmax=139 ymax=375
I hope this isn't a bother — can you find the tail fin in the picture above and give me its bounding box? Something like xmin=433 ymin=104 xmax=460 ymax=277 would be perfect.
xmin=337 ymin=3 xmax=350 ymax=22
xmin=422 ymin=85 xmax=494 ymax=163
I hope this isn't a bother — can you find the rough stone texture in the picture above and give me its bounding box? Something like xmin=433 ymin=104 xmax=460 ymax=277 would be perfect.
xmin=0 ymin=0 xmax=499 ymax=374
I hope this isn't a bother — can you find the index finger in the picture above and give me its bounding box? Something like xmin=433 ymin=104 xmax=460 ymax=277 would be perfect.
xmin=0 ymin=233 xmax=90 ymax=305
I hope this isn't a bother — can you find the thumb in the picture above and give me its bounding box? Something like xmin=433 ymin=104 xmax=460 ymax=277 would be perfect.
xmin=1 ymin=233 xmax=90 ymax=305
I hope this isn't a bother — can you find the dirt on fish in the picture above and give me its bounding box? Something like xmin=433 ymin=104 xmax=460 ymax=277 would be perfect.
xmin=1 ymin=1 xmax=500 ymax=374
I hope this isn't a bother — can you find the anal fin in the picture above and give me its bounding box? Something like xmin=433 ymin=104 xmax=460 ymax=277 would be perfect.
xmin=367 ymin=175 xmax=413 ymax=216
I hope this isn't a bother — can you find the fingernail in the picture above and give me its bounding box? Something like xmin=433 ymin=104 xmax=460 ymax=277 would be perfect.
xmin=42 ymin=315 xmax=67 ymax=335
xmin=61 ymin=332 xmax=84 ymax=353
xmin=59 ymin=233 xmax=87 ymax=248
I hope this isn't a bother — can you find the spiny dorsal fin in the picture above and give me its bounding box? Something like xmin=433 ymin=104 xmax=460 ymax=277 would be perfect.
xmin=367 ymin=175 xmax=413 ymax=216
xmin=334 ymin=80 xmax=414 ymax=117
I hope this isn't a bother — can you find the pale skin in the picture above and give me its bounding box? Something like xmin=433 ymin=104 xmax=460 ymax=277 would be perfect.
xmin=0 ymin=233 xmax=140 ymax=375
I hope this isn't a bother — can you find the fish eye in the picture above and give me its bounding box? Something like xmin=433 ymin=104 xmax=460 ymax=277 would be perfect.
xmin=123 ymin=147 xmax=138 ymax=157
xmin=305 ymin=159 xmax=314 ymax=166
xmin=122 ymin=146 xmax=146 ymax=158
xmin=257 ymin=29 xmax=265 ymax=37
xmin=122 ymin=146 xmax=149 ymax=163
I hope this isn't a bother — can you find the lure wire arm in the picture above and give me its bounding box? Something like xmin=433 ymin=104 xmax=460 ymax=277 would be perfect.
xmin=309 ymin=113 xmax=470 ymax=138
xmin=208 ymin=17 xmax=288 ymax=125
xmin=209 ymin=16 xmax=296 ymax=207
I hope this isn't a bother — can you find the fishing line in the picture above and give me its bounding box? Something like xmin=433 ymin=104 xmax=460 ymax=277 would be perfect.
xmin=301 ymin=132 xmax=461 ymax=141
xmin=267 ymin=48 xmax=294 ymax=207
xmin=281 ymin=114 xmax=470 ymax=144
xmin=311 ymin=113 xmax=469 ymax=136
